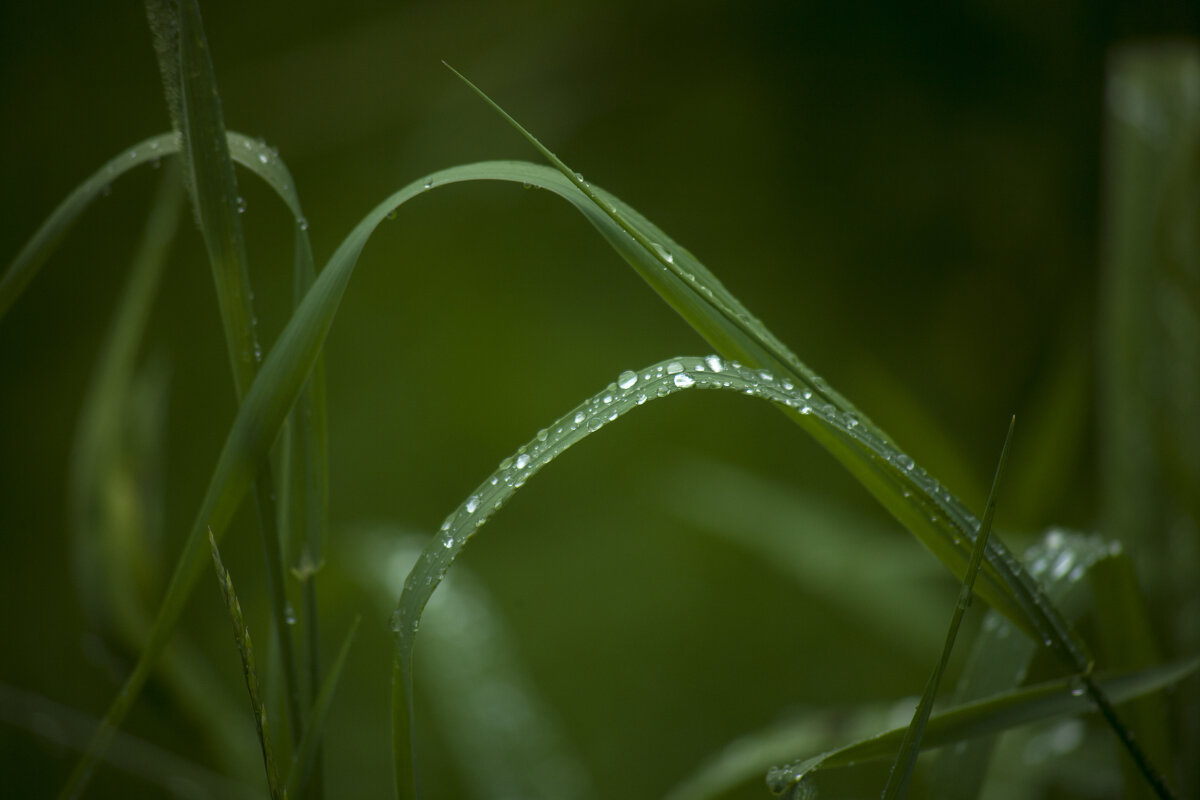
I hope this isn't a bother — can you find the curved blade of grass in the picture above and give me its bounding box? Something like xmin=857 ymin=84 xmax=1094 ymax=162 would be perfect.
xmin=145 ymin=0 xmax=306 ymax=755
xmin=444 ymin=65 xmax=1086 ymax=669
xmin=764 ymin=656 xmax=1199 ymax=799
xmin=389 ymin=355 xmax=985 ymax=799
xmin=285 ymin=616 xmax=359 ymax=799
xmin=882 ymin=417 xmax=1014 ymax=799
xmin=208 ymin=530 xmax=284 ymax=800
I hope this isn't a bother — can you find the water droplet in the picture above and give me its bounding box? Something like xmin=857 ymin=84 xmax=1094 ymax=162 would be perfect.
xmin=602 ymin=393 xmax=613 ymax=404
xmin=757 ymin=369 xmax=774 ymax=382
xmin=673 ymin=373 xmax=695 ymax=388
xmin=442 ymin=535 xmax=455 ymax=549
xmin=284 ymin=604 xmax=297 ymax=625
xmin=617 ymin=370 xmax=638 ymax=389
xmin=465 ymin=495 xmax=480 ymax=513
xmin=440 ymin=520 xmax=451 ymax=531
xmin=704 ymin=355 xmax=724 ymax=373
xmin=516 ymin=454 xmax=531 ymax=469
xmin=423 ymin=176 xmax=435 ymax=190
xmin=298 ymin=217 xmax=309 ymax=231
xmin=586 ymin=417 xmax=604 ymax=432
xmin=573 ymin=411 xmax=586 ymax=425
xmin=651 ymin=242 xmax=674 ymax=264
xmin=1069 ymin=675 xmax=1087 ymax=697
xmin=897 ymin=454 xmax=915 ymax=471
xmin=573 ymin=171 xmax=585 ymax=182
xmin=536 ymin=428 xmax=548 ymax=442
xmin=258 ymin=152 xmax=269 ymax=164
xmin=236 ymin=196 xmax=247 ymax=214
xmin=666 ymin=361 xmax=684 ymax=374
xmin=635 ymin=392 xmax=647 ymax=405
xmin=499 ymin=456 xmax=513 ymax=470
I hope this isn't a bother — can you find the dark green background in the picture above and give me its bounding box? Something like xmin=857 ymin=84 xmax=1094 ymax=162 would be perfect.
xmin=1 ymin=2 xmax=1195 ymax=797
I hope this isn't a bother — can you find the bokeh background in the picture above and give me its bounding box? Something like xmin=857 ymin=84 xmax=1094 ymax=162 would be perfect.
xmin=1 ymin=2 xmax=1197 ymax=798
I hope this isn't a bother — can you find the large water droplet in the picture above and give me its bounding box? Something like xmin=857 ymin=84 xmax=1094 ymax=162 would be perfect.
xmin=651 ymin=242 xmax=675 ymax=264
xmin=617 ymin=370 xmax=638 ymax=389
xmin=465 ymin=495 xmax=480 ymax=514
xmin=673 ymin=373 xmax=695 ymax=388
xmin=258 ymin=152 xmax=270 ymax=164
xmin=666 ymin=361 xmax=684 ymax=374
xmin=704 ymin=355 xmax=724 ymax=373
xmin=516 ymin=454 xmax=531 ymax=469
xmin=574 ymin=411 xmax=586 ymax=425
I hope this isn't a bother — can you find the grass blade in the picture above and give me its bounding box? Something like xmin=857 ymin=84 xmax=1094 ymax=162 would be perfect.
xmin=443 ymin=64 xmax=1086 ymax=670
xmin=144 ymin=0 xmax=305 ymax=756
xmin=389 ymin=355 xmax=989 ymax=799
xmin=764 ymin=657 xmax=1199 ymax=798
xmin=881 ymin=417 xmax=1015 ymax=799
xmin=285 ymin=617 xmax=359 ymax=799
xmin=208 ymin=530 xmax=284 ymax=800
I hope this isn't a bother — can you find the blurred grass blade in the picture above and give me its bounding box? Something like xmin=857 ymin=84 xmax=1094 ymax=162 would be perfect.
xmin=660 ymin=459 xmax=948 ymax=662
xmin=882 ymin=417 xmax=1014 ymax=799
xmin=69 ymin=160 xmax=183 ymax=639
xmin=444 ymin=64 xmax=1090 ymax=677
xmin=144 ymin=0 xmax=305 ymax=755
xmin=285 ymin=617 xmax=359 ymax=799
xmin=765 ymin=657 xmax=1199 ymax=799
xmin=0 ymin=681 xmax=261 ymax=800
xmin=208 ymin=530 xmax=284 ymax=800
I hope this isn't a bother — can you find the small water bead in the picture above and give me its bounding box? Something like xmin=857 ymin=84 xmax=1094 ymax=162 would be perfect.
xmin=704 ymin=355 xmax=724 ymax=373
xmin=666 ymin=361 xmax=684 ymax=374
xmin=423 ymin=176 xmax=435 ymax=190
xmin=656 ymin=384 xmax=671 ymax=398
xmin=608 ymin=410 xmax=618 ymax=421
xmin=602 ymin=393 xmax=613 ymax=404
xmin=465 ymin=495 xmax=480 ymax=514
xmin=896 ymin=454 xmax=915 ymax=471
xmin=635 ymin=392 xmax=647 ymax=405
xmin=673 ymin=373 xmax=695 ymax=388
xmin=442 ymin=536 xmax=454 ymax=549
xmin=236 ymin=196 xmax=247 ymax=213
xmin=574 ymin=411 xmax=586 ymax=425
xmin=298 ymin=217 xmax=309 ymax=231
xmin=536 ymin=428 xmax=548 ymax=442
xmin=258 ymin=152 xmax=270 ymax=164
xmin=757 ymin=369 xmax=774 ymax=382
xmin=586 ymin=417 xmax=604 ymax=432
xmin=516 ymin=454 xmax=531 ymax=469
xmin=617 ymin=370 xmax=638 ymax=390
xmin=650 ymin=242 xmax=675 ymax=264
xmin=440 ymin=520 xmax=451 ymax=531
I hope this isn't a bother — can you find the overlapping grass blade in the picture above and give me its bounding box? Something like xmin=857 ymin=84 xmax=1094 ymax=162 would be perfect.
xmin=144 ymin=0 xmax=305 ymax=753
xmin=931 ymin=530 xmax=1114 ymax=799
xmin=763 ymin=657 xmax=1199 ymax=799
xmin=285 ymin=617 xmax=359 ymax=799
xmin=208 ymin=531 xmax=284 ymax=800
xmin=443 ymin=65 xmax=1087 ymax=669
xmin=881 ymin=418 xmax=1014 ymax=799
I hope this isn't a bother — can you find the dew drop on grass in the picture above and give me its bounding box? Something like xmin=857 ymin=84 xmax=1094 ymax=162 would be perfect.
xmin=897 ymin=454 xmax=915 ymax=471
xmin=586 ymin=417 xmax=604 ymax=432
xmin=298 ymin=217 xmax=309 ymax=231
xmin=536 ymin=428 xmax=548 ymax=442
xmin=617 ymin=370 xmax=638 ymax=389
xmin=516 ymin=454 xmax=531 ymax=469
xmin=236 ymin=196 xmax=247 ymax=214
xmin=465 ymin=495 xmax=480 ymax=514
xmin=666 ymin=361 xmax=684 ymax=374
xmin=442 ymin=536 xmax=454 ymax=549
xmin=423 ymin=176 xmax=435 ymax=190
xmin=652 ymin=243 xmax=674 ymax=264
xmin=258 ymin=152 xmax=269 ymax=164
xmin=704 ymin=355 xmax=724 ymax=373
xmin=284 ymin=604 xmax=297 ymax=625
xmin=673 ymin=373 xmax=695 ymax=388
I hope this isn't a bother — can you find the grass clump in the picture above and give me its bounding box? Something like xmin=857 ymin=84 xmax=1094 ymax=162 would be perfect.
xmin=1 ymin=3 xmax=1196 ymax=799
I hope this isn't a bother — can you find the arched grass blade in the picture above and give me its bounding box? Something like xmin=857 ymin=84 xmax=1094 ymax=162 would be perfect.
xmin=882 ymin=417 xmax=1015 ymax=799
xmin=285 ymin=617 xmax=359 ymax=799
xmin=443 ymin=65 xmax=1089 ymax=675
xmin=390 ymin=355 xmax=988 ymax=799
xmin=764 ymin=657 xmax=1199 ymax=799
xmin=208 ymin=530 xmax=284 ymax=800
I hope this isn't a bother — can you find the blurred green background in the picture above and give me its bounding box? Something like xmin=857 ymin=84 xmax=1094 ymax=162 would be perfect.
xmin=1 ymin=1 xmax=1196 ymax=798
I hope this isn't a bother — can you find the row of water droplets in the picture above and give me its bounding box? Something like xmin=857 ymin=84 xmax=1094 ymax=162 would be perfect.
xmin=394 ymin=355 xmax=941 ymax=638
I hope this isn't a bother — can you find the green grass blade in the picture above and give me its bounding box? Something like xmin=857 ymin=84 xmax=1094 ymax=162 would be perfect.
xmin=1 ymin=130 xmax=309 ymax=330
xmin=144 ymin=0 xmax=306 ymax=755
xmin=882 ymin=417 xmax=1015 ymax=799
xmin=443 ymin=65 xmax=1089 ymax=677
xmin=389 ymin=355 xmax=985 ymax=799
xmin=285 ymin=617 xmax=359 ymax=799
xmin=208 ymin=530 xmax=284 ymax=800
xmin=765 ymin=657 xmax=1199 ymax=798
